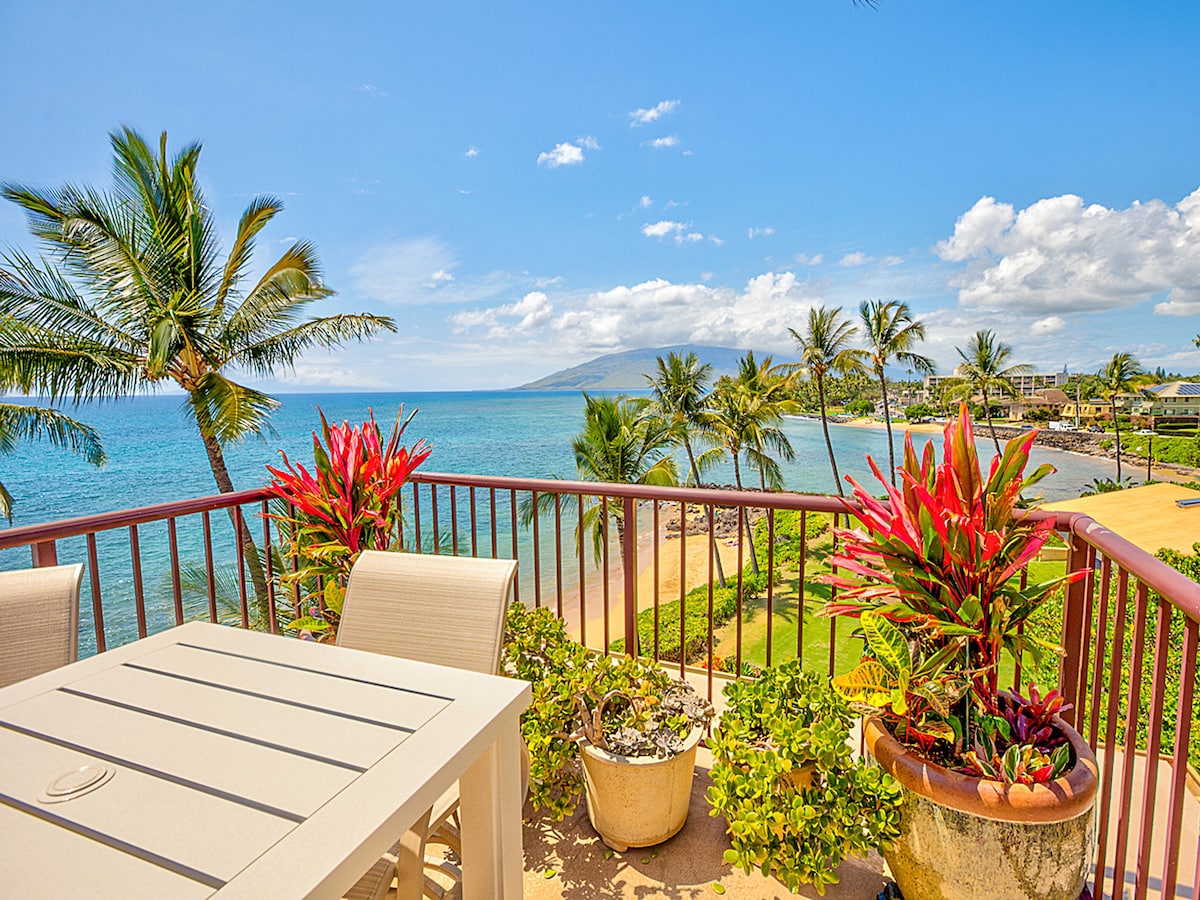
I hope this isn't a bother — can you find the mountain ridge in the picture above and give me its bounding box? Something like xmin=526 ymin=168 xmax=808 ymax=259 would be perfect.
xmin=514 ymin=345 xmax=767 ymax=390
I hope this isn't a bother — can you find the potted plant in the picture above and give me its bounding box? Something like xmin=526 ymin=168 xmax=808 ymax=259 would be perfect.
xmin=706 ymin=661 xmax=903 ymax=896
xmin=822 ymin=403 xmax=1098 ymax=900
xmin=266 ymin=406 xmax=430 ymax=640
xmin=502 ymin=602 xmax=714 ymax=851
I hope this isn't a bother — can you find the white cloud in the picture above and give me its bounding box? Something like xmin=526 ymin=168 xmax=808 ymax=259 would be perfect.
xmin=1030 ymin=315 xmax=1065 ymax=336
xmin=937 ymin=188 xmax=1200 ymax=314
xmin=709 ymin=235 xmax=724 ymax=246
xmin=685 ymin=232 xmax=704 ymax=242
xmin=639 ymin=195 xmax=652 ymax=208
xmin=430 ymin=269 xmax=455 ymax=285
xmin=839 ymin=251 xmax=873 ymax=267
xmin=646 ymin=135 xmax=679 ymax=148
xmin=748 ymin=226 xmax=775 ymax=240
xmin=452 ymin=273 xmax=820 ymax=358
xmin=578 ymin=135 xmax=601 ymax=150
xmin=795 ymin=253 xmax=823 ymax=266
xmin=628 ymin=99 xmax=680 ymax=126
xmin=642 ymin=220 xmax=686 ymax=238
xmin=882 ymin=255 xmax=904 ymax=266
xmin=464 ymin=146 xmax=480 ymax=158
xmin=358 ymin=83 xmax=387 ymax=97
xmin=537 ymin=142 xmax=586 ymax=168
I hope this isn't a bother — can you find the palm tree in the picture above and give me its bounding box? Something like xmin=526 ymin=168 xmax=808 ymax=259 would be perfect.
xmin=0 ymin=403 xmax=105 ymax=521
xmin=943 ymin=330 xmax=1032 ymax=455
xmin=571 ymin=393 xmax=678 ymax=567
xmin=789 ymin=306 xmax=866 ymax=496
xmin=1095 ymin=352 xmax=1143 ymax=482
xmin=0 ymin=127 xmax=394 ymax=615
xmin=859 ymin=300 xmax=935 ymax=484
xmin=644 ymin=350 xmax=727 ymax=585
xmin=702 ymin=354 xmax=797 ymax=572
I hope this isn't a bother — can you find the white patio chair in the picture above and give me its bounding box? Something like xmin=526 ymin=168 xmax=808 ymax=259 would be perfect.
xmin=337 ymin=550 xmax=518 ymax=900
xmin=0 ymin=563 xmax=84 ymax=688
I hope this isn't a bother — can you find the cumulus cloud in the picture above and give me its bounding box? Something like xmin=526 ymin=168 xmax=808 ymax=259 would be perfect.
xmin=628 ymin=99 xmax=680 ymax=126
xmin=646 ymin=135 xmax=679 ymax=148
xmin=451 ymin=273 xmax=820 ymax=357
xmin=578 ymin=135 xmax=601 ymax=150
xmin=840 ymin=251 xmax=873 ymax=267
xmin=639 ymin=195 xmax=652 ymax=208
xmin=937 ymin=188 xmax=1200 ymax=314
xmin=642 ymin=221 xmax=704 ymax=244
xmin=537 ymin=142 xmax=586 ymax=168
xmin=464 ymin=146 xmax=480 ymax=158
xmin=748 ymin=227 xmax=775 ymax=240
xmin=1030 ymin=315 xmax=1065 ymax=336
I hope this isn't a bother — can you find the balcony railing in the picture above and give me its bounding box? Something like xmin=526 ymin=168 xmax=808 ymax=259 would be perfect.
xmin=3 ymin=471 xmax=1199 ymax=900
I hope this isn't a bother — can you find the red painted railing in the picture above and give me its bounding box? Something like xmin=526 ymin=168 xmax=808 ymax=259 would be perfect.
xmin=3 ymin=471 xmax=1199 ymax=899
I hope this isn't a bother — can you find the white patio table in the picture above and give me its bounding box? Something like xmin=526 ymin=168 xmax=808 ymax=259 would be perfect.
xmin=0 ymin=620 xmax=530 ymax=899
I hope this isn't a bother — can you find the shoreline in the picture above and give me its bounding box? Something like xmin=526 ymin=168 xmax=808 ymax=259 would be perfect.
xmin=829 ymin=416 xmax=1200 ymax=483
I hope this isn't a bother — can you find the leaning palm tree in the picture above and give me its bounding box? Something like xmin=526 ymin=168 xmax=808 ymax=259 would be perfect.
xmin=644 ymin=350 xmax=727 ymax=585
xmin=858 ymin=300 xmax=935 ymax=484
xmin=1095 ymin=352 xmax=1143 ymax=482
xmin=942 ymin=330 xmax=1032 ymax=455
xmin=0 ymin=403 xmax=105 ymax=521
xmin=789 ymin=306 xmax=866 ymax=496
xmin=0 ymin=127 xmax=394 ymax=616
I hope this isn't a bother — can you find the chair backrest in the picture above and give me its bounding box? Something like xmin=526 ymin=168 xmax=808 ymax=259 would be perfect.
xmin=0 ymin=563 xmax=84 ymax=688
xmin=337 ymin=551 xmax=517 ymax=675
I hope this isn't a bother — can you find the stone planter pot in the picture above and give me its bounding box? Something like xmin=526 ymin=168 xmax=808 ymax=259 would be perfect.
xmin=578 ymin=727 xmax=701 ymax=852
xmin=864 ymin=717 xmax=1099 ymax=900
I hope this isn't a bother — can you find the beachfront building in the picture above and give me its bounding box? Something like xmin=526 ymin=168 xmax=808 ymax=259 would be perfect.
xmin=1001 ymin=387 xmax=1070 ymax=420
xmin=922 ymin=366 xmax=1074 ymax=404
xmin=1129 ymin=380 xmax=1200 ymax=428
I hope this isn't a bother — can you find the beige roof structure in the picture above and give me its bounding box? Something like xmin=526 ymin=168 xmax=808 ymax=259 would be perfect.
xmin=1040 ymin=481 xmax=1200 ymax=555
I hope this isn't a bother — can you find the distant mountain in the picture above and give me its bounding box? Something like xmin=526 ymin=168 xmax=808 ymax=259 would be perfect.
xmin=515 ymin=345 xmax=765 ymax=391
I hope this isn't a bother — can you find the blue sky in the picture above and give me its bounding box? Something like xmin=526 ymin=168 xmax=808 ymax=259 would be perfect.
xmin=2 ymin=1 xmax=1198 ymax=391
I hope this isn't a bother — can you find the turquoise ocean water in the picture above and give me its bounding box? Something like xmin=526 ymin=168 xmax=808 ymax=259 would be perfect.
xmin=3 ymin=391 xmax=1116 ymax=651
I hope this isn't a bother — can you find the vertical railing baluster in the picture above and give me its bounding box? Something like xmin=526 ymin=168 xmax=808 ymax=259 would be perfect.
xmin=622 ymin=496 xmax=637 ymax=657
xmin=450 ymin=486 xmax=459 ymax=556
xmin=168 ymin=517 xmax=184 ymax=626
xmin=1093 ymin=567 xmax=1131 ymax=899
xmin=469 ymin=486 xmax=479 ymax=558
xmin=234 ymin=507 xmax=249 ymax=629
xmin=261 ymin=500 xmax=277 ymax=634
xmin=86 ymin=534 xmax=105 ymax=653
xmin=129 ymin=524 xmax=147 ymax=639
xmin=765 ymin=509 xmax=775 ymax=671
xmin=710 ymin=508 xmax=720 ymax=700
xmin=679 ymin=502 xmax=687 ymax=679
xmin=582 ymin=496 xmax=590 ymax=650
xmin=412 ymin=483 xmax=422 ymax=555
xmin=430 ymin=484 xmax=441 ymax=555
xmin=531 ymin=491 xmax=542 ymax=609
xmin=1059 ymin=528 xmax=1093 ymax=729
xmin=1111 ymin=580 xmax=1150 ymax=896
xmin=489 ymin=489 xmax=498 ymax=559
xmin=828 ymin=512 xmax=838 ymax=678
xmin=1089 ymin=555 xmax=1114 ymax=747
xmin=652 ymin=502 xmax=660 ymax=664
xmin=202 ymin=510 xmax=217 ymax=623
xmin=31 ymin=539 xmax=58 ymax=567
xmin=601 ymin=496 xmax=609 ymax=652
xmin=509 ymin=489 xmax=520 ymax=604
xmin=1134 ymin=596 xmax=1174 ymax=898
xmin=1161 ymin=618 xmax=1198 ymax=900
xmin=554 ymin=494 xmax=563 ymax=619
xmin=797 ymin=510 xmax=806 ymax=664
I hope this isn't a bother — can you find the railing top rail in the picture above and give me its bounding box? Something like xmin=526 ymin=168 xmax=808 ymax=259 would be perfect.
xmin=410 ymin=470 xmax=853 ymax=513
xmin=1052 ymin=509 xmax=1200 ymax=622
xmin=0 ymin=487 xmax=273 ymax=550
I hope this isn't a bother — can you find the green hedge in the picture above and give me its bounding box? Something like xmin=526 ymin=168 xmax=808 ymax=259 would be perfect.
xmin=1123 ymin=432 xmax=1200 ymax=468
xmin=609 ymin=507 xmax=828 ymax=662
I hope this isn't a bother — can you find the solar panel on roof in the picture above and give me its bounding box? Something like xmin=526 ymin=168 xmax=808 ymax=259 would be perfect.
xmin=1177 ymin=383 xmax=1200 ymax=396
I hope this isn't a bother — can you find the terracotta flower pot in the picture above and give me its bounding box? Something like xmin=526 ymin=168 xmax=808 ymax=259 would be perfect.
xmin=864 ymin=717 xmax=1099 ymax=900
xmin=578 ymin=727 xmax=701 ymax=852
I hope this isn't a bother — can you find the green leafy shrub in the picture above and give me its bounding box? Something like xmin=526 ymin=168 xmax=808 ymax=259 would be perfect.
xmin=707 ymin=663 xmax=902 ymax=895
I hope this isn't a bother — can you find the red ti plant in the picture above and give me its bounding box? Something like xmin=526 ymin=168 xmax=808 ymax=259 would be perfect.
xmin=822 ymin=403 xmax=1087 ymax=769
xmin=266 ymin=406 xmax=431 ymax=637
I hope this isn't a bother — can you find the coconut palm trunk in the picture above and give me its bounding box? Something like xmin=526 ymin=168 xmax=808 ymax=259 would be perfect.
xmin=876 ymin=366 xmax=897 ymax=483
xmin=816 ymin=372 xmax=844 ymax=497
xmin=982 ymin=388 xmax=1001 ymax=456
xmin=1112 ymin=398 xmax=1123 ymax=482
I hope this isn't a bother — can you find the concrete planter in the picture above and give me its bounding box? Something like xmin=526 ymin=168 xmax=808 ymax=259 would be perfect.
xmin=864 ymin=717 xmax=1099 ymax=900
xmin=578 ymin=727 xmax=702 ymax=852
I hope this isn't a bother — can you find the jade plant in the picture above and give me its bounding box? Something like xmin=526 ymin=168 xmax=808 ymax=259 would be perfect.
xmin=706 ymin=662 xmax=903 ymax=895
xmin=501 ymin=602 xmax=713 ymax=820
xmin=822 ymin=402 xmax=1088 ymax=783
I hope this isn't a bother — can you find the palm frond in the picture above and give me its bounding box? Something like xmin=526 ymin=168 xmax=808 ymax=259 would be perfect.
xmin=186 ymin=372 xmax=279 ymax=445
